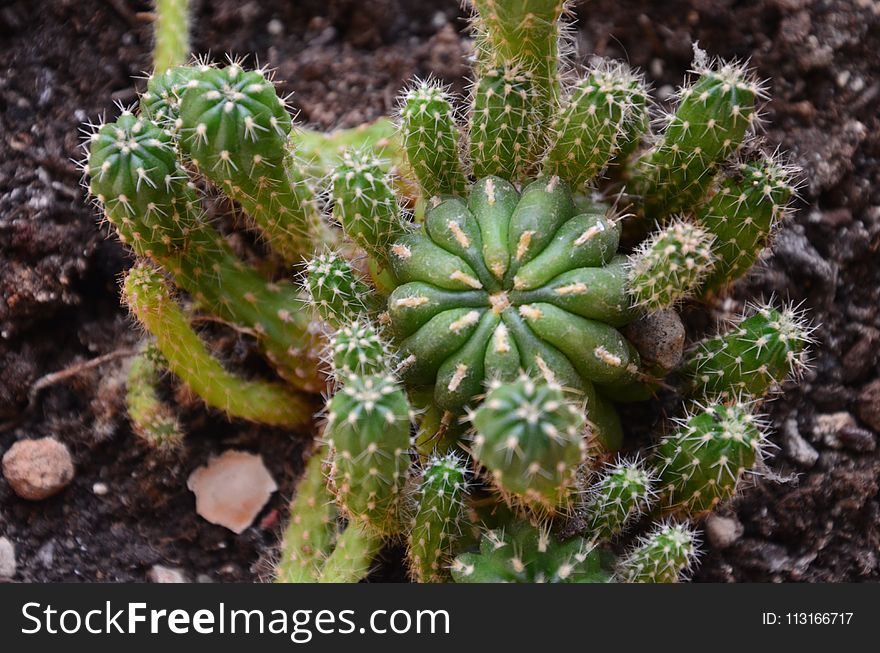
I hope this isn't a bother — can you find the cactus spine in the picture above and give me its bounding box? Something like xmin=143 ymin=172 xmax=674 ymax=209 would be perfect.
xmin=305 ymin=252 xmax=371 ymax=329
xmin=328 ymin=321 xmax=390 ymax=378
xmin=584 ymin=457 xmax=656 ymax=541
xmin=617 ymin=522 xmax=699 ymax=583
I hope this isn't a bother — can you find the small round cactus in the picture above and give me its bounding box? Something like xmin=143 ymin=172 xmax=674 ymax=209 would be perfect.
xmin=628 ymin=219 xmax=716 ymax=311
xmin=617 ymin=521 xmax=700 ymax=583
xmin=470 ymin=374 xmax=586 ymax=513
xmin=325 ymin=374 xmax=413 ymax=534
xmin=451 ymin=522 xmax=610 ymax=583
xmin=407 ymin=452 xmax=469 ymax=582
xmin=684 ymin=303 xmax=811 ymax=400
xmin=654 ymin=403 xmax=768 ymax=514
xmin=328 ymin=321 xmax=389 ymax=378
xmin=584 ymin=457 xmax=656 ymax=541
xmin=305 ymin=251 xmax=371 ymax=328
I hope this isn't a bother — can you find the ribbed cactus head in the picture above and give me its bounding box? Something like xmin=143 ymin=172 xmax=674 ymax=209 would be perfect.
xmin=617 ymin=521 xmax=700 ymax=583
xmin=584 ymin=456 xmax=656 ymax=541
xmin=331 ymin=150 xmax=401 ymax=264
xmin=387 ymin=176 xmax=635 ymax=430
xmin=470 ymin=374 xmax=586 ymax=513
xmin=328 ymin=321 xmax=389 ymax=379
xmin=628 ymin=219 xmax=716 ymax=312
xmin=85 ymin=110 xmax=193 ymax=257
xmin=325 ymin=374 xmax=413 ymax=534
xmin=304 ymin=251 xmax=370 ymax=328
xmin=685 ymin=302 xmax=812 ymax=400
xmin=139 ymin=65 xmax=199 ymax=129
xmin=451 ymin=522 xmax=610 ymax=583
xmin=654 ymin=402 xmax=768 ymax=514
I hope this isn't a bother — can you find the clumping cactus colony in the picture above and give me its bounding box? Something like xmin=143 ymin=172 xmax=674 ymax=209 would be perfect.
xmin=83 ymin=0 xmax=813 ymax=583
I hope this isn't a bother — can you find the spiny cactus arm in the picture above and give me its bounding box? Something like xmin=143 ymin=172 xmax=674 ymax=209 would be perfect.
xmin=583 ymin=457 xmax=656 ymax=541
xmin=616 ymin=521 xmax=700 ymax=583
xmin=275 ymin=449 xmax=338 ymax=583
xmin=452 ymin=522 xmax=611 ymax=583
xmin=304 ymin=251 xmax=372 ymax=328
xmin=294 ymin=118 xmax=400 ymax=178
xmin=331 ymin=150 xmax=402 ymax=274
xmin=407 ymin=452 xmax=469 ymax=582
xmin=627 ymin=219 xmax=716 ymax=312
xmin=178 ymin=63 xmax=315 ymax=262
xmin=126 ymin=340 xmax=184 ymax=448
xmin=153 ymin=0 xmax=190 ymax=73
xmin=684 ymin=302 xmax=811 ymax=400
xmin=328 ymin=321 xmax=390 ymax=379
xmin=85 ymin=111 xmax=323 ymax=391
xmin=609 ymin=79 xmax=650 ymax=172
xmin=318 ymin=521 xmax=385 ymax=583
xmin=653 ymin=403 xmax=768 ymax=515
xmin=469 ymin=63 xmax=535 ymax=181
xmin=697 ymin=155 xmax=796 ymax=295
xmin=398 ymin=80 xmax=468 ymax=197
xmin=470 ymin=375 xmax=586 ymax=514
xmin=326 ymin=374 xmax=413 ymax=534
xmin=632 ymin=58 xmax=760 ymax=220
xmin=123 ymin=263 xmax=312 ymax=428
xmin=542 ymin=63 xmax=644 ymax=190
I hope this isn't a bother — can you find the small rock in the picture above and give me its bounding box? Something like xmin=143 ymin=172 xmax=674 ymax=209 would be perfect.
xmin=0 ymin=537 xmax=16 ymax=578
xmin=2 ymin=437 xmax=74 ymax=500
xmin=623 ymin=309 xmax=685 ymax=371
xmin=92 ymin=482 xmax=109 ymax=496
xmin=838 ymin=425 xmax=877 ymax=453
xmin=857 ymin=379 xmax=880 ymax=432
xmin=783 ymin=416 xmax=819 ymax=467
xmin=187 ymin=450 xmax=278 ymax=534
xmin=147 ymin=564 xmax=188 ymax=583
xmin=705 ymin=515 xmax=744 ymax=550
xmin=813 ymin=412 xmax=857 ymax=449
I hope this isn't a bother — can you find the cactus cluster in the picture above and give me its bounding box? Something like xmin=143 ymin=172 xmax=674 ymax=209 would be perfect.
xmin=83 ymin=0 xmax=814 ymax=584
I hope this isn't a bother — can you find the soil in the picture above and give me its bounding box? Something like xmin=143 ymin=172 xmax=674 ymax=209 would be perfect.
xmin=1 ymin=0 xmax=878 ymax=582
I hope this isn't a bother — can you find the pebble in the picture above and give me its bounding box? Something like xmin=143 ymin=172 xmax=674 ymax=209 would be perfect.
xmin=147 ymin=565 xmax=188 ymax=583
xmin=783 ymin=416 xmax=819 ymax=467
xmin=92 ymin=482 xmax=109 ymax=496
xmin=0 ymin=537 xmax=15 ymax=578
xmin=857 ymin=379 xmax=880 ymax=432
xmin=705 ymin=515 xmax=744 ymax=550
xmin=838 ymin=425 xmax=877 ymax=452
xmin=623 ymin=309 xmax=685 ymax=371
xmin=813 ymin=412 xmax=857 ymax=449
xmin=2 ymin=437 xmax=74 ymax=500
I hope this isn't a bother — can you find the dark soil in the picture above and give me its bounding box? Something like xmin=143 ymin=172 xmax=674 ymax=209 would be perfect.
xmin=1 ymin=0 xmax=878 ymax=582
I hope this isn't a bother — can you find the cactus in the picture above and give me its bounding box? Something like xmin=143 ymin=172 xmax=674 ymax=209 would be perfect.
xmin=583 ymin=457 xmax=656 ymax=541
xmin=305 ymin=252 xmax=371 ymax=329
xmin=684 ymin=303 xmax=811 ymax=400
xmin=617 ymin=521 xmax=699 ymax=583
xmin=153 ymin=0 xmax=190 ymax=73
xmin=318 ymin=521 xmax=385 ymax=583
xmin=325 ymin=374 xmax=413 ymax=534
xmin=125 ymin=340 xmax=184 ymax=448
xmin=407 ymin=452 xmax=469 ymax=582
xmin=470 ymin=374 xmax=586 ymax=513
xmin=628 ymin=219 xmax=716 ymax=311
xmin=399 ymin=80 xmax=468 ymax=197
xmin=451 ymin=522 xmax=610 ymax=583
xmin=328 ymin=321 xmax=390 ymax=378
xmin=654 ymin=403 xmax=767 ymax=515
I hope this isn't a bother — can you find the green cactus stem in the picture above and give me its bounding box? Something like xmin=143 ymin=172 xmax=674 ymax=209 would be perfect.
xmin=140 ymin=65 xmax=198 ymax=130
xmin=318 ymin=521 xmax=385 ymax=583
xmin=451 ymin=522 xmax=610 ymax=583
xmin=305 ymin=252 xmax=371 ymax=328
xmin=628 ymin=219 xmax=716 ymax=311
xmin=325 ymin=374 xmax=412 ymax=534
xmin=177 ymin=62 xmax=316 ymax=263
xmin=123 ymin=263 xmax=312 ymax=428
xmin=583 ymin=457 xmax=656 ymax=541
xmin=470 ymin=375 xmax=586 ymax=514
xmin=388 ymin=177 xmax=634 ymax=433
xmin=632 ymin=58 xmax=760 ymax=220
xmin=654 ymin=403 xmax=768 ymax=514
xmin=399 ymin=80 xmax=468 ymax=197
xmin=469 ymin=64 xmax=536 ymax=181
xmin=697 ymin=155 xmax=796 ymax=295
xmin=125 ymin=340 xmax=184 ymax=448
xmin=275 ymin=449 xmax=338 ymax=583
xmin=153 ymin=0 xmax=190 ymax=73
xmin=684 ymin=303 xmax=811 ymax=400
xmin=617 ymin=521 xmax=699 ymax=583
xmin=328 ymin=321 xmax=390 ymax=378
xmin=542 ymin=63 xmax=644 ymax=190
xmin=86 ymin=111 xmax=323 ymax=391
xmin=407 ymin=452 xmax=469 ymax=582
